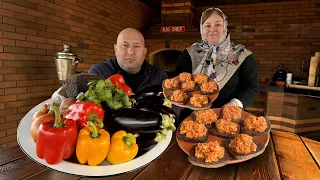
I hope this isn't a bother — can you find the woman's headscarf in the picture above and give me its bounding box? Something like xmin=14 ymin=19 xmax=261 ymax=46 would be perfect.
xmin=186 ymin=8 xmax=252 ymax=89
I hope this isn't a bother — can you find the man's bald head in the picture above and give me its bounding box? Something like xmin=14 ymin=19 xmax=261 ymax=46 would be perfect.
xmin=114 ymin=28 xmax=147 ymax=74
xmin=116 ymin=28 xmax=145 ymax=47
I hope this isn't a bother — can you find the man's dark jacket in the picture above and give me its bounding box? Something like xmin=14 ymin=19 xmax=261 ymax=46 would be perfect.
xmin=88 ymin=57 xmax=168 ymax=92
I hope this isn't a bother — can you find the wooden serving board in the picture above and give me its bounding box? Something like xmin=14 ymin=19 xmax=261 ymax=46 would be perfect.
xmin=176 ymin=108 xmax=270 ymax=167
xmin=163 ymin=74 xmax=219 ymax=110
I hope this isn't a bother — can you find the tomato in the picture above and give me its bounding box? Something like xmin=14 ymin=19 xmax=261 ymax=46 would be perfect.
xmin=118 ymin=83 xmax=133 ymax=97
xmin=108 ymin=74 xmax=126 ymax=85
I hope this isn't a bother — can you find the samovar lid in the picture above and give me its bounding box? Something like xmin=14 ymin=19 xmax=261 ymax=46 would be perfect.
xmin=55 ymin=44 xmax=78 ymax=60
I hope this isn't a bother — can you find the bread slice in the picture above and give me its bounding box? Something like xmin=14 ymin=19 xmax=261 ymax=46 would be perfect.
xmin=64 ymin=73 xmax=105 ymax=98
xmin=241 ymin=117 xmax=271 ymax=136
xmin=167 ymin=92 xmax=190 ymax=105
xmin=194 ymin=74 xmax=210 ymax=84
xmin=176 ymin=123 xmax=208 ymax=143
xmin=181 ymin=84 xmax=200 ymax=92
xmin=200 ymin=87 xmax=219 ymax=95
xmin=190 ymin=111 xmax=215 ymax=127
xmin=188 ymin=147 xmax=228 ymax=168
xmin=200 ymin=89 xmax=219 ymax=95
xmin=209 ymin=124 xmax=240 ymax=138
xmin=220 ymin=106 xmax=243 ymax=123
xmin=188 ymin=99 xmax=212 ymax=110
xmin=178 ymin=73 xmax=193 ymax=83
xmin=162 ymin=80 xmax=180 ymax=91
xmin=225 ymin=139 xmax=265 ymax=160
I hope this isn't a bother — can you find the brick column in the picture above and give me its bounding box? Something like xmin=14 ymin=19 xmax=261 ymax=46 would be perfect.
xmin=161 ymin=0 xmax=194 ymax=25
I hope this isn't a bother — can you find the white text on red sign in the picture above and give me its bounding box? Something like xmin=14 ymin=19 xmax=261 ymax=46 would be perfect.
xmin=160 ymin=26 xmax=185 ymax=33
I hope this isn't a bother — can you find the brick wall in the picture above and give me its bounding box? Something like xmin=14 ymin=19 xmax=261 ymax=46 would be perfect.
xmin=245 ymin=92 xmax=267 ymax=116
xmin=0 ymin=0 xmax=151 ymax=149
xmin=266 ymin=92 xmax=320 ymax=134
xmin=195 ymin=0 xmax=320 ymax=80
xmin=161 ymin=0 xmax=194 ymax=24
xmin=146 ymin=0 xmax=320 ymax=80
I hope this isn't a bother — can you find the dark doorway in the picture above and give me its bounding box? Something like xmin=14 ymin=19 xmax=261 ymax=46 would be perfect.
xmin=151 ymin=50 xmax=181 ymax=78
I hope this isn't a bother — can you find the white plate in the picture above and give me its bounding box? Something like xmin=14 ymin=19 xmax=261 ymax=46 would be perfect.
xmin=17 ymin=99 xmax=172 ymax=176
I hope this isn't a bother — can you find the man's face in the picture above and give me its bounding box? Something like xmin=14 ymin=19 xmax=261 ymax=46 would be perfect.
xmin=114 ymin=30 xmax=147 ymax=74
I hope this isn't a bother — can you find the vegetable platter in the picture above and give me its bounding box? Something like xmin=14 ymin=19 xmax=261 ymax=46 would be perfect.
xmin=17 ymin=100 xmax=172 ymax=176
xmin=17 ymin=75 xmax=176 ymax=176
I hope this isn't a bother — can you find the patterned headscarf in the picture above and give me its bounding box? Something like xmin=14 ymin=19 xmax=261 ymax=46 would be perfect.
xmin=186 ymin=8 xmax=252 ymax=89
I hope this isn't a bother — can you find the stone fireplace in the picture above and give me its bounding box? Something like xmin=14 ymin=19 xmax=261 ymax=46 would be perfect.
xmin=150 ymin=49 xmax=182 ymax=78
xmin=144 ymin=0 xmax=199 ymax=75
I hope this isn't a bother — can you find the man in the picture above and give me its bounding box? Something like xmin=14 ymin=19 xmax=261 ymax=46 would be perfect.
xmin=88 ymin=28 xmax=168 ymax=93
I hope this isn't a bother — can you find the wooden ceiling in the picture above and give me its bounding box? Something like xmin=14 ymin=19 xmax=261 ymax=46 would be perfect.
xmin=140 ymin=0 xmax=302 ymax=9
xmin=193 ymin=0 xmax=301 ymax=6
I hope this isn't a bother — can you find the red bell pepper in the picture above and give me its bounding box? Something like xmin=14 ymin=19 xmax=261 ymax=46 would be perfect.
xmin=118 ymin=83 xmax=133 ymax=97
xmin=65 ymin=102 xmax=104 ymax=129
xmin=36 ymin=106 xmax=78 ymax=165
xmin=108 ymin=74 xmax=126 ymax=85
xmin=108 ymin=74 xmax=133 ymax=97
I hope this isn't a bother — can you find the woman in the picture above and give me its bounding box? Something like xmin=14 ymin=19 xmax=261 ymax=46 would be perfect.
xmin=176 ymin=8 xmax=259 ymax=108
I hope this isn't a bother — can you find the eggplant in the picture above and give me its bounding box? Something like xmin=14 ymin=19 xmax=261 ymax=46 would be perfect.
xmin=135 ymin=85 xmax=163 ymax=98
xmin=136 ymin=133 xmax=157 ymax=151
xmin=103 ymin=102 xmax=177 ymax=153
xmin=104 ymin=113 xmax=158 ymax=152
xmin=156 ymin=104 xmax=178 ymax=118
xmin=136 ymin=97 xmax=164 ymax=105
xmin=134 ymin=102 xmax=177 ymax=120
xmin=133 ymin=85 xmax=164 ymax=104
xmin=105 ymin=108 xmax=176 ymax=145
xmin=110 ymin=108 xmax=163 ymax=133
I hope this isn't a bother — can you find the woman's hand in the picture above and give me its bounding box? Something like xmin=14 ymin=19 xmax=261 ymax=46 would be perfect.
xmin=223 ymin=102 xmax=236 ymax=107
xmin=223 ymin=98 xmax=243 ymax=108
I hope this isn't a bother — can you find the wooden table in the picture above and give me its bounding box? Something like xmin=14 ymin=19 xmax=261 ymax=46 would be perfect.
xmin=1 ymin=130 xmax=319 ymax=180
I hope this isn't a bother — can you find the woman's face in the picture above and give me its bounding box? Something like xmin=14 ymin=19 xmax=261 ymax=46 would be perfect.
xmin=202 ymin=13 xmax=224 ymax=44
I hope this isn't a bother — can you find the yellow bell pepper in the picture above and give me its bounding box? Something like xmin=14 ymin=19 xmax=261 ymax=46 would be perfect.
xmin=76 ymin=120 xmax=110 ymax=166
xmin=107 ymin=130 xmax=139 ymax=165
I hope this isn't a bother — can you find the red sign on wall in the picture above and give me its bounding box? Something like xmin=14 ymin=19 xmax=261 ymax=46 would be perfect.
xmin=160 ymin=26 xmax=185 ymax=33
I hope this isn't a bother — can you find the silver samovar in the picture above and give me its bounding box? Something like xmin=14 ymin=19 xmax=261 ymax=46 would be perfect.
xmin=54 ymin=44 xmax=81 ymax=84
